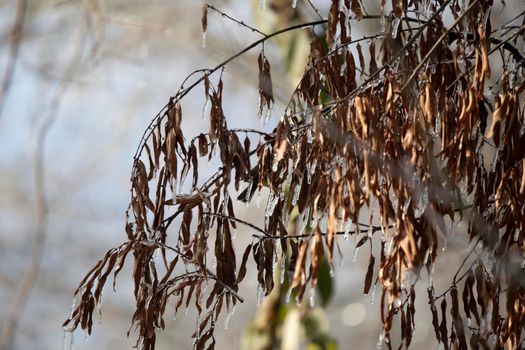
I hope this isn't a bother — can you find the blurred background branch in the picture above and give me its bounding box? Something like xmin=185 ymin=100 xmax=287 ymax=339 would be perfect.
xmin=0 ymin=0 xmax=27 ymax=120
xmin=0 ymin=11 xmax=86 ymax=350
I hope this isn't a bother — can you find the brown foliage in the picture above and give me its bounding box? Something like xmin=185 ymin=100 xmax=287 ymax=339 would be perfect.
xmin=65 ymin=1 xmax=525 ymax=349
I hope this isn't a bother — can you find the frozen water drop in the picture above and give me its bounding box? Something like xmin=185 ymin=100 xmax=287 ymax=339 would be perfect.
xmin=428 ymin=263 xmax=435 ymax=288
xmin=402 ymin=199 xmax=411 ymax=215
xmin=280 ymin=256 xmax=286 ymax=284
xmin=319 ymin=213 xmax=328 ymax=232
xmin=285 ymin=287 xmax=292 ymax=304
xmin=490 ymin=333 xmax=497 ymax=343
xmin=423 ymin=249 xmax=430 ymax=265
xmin=224 ymin=305 xmax=236 ymax=330
xmin=69 ymin=296 xmax=77 ymax=318
xmin=306 ymin=128 xmax=314 ymax=143
xmin=292 ymin=184 xmax=301 ymax=206
xmin=385 ymin=236 xmax=394 ymax=256
xmin=352 ymin=247 xmax=360 ymax=263
xmin=442 ymin=237 xmax=448 ymax=252
xmin=376 ymin=331 xmax=385 ymax=349
xmin=62 ymin=330 xmax=67 ymax=350
xmin=292 ymin=0 xmax=298 ymax=8
xmin=343 ymin=220 xmax=352 ymax=240
xmin=257 ymin=285 xmax=264 ymax=306
xmin=370 ymin=284 xmax=377 ymax=304
xmin=310 ymin=211 xmax=319 ymax=230
xmin=380 ymin=15 xmax=387 ymax=33
xmin=265 ymin=193 xmax=279 ymax=219
xmin=264 ymin=106 xmax=273 ymax=125
xmin=309 ymin=288 xmax=316 ymax=307
xmin=272 ymin=160 xmax=279 ymax=172
xmin=298 ymin=207 xmax=310 ymax=235
xmin=201 ymin=99 xmax=210 ymax=120
xmin=391 ymin=17 xmax=400 ymax=38
xmin=69 ymin=330 xmax=75 ymax=350
xmin=201 ymin=31 xmax=207 ymax=49
xmin=96 ymin=299 xmax=102 ymax=325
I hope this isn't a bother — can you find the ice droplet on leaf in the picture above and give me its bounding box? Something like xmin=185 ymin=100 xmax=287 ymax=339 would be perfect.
xmin=285 ymin=287 xmax=292 ymax=304
xmin=352 ymin=246 xmax=359 ymax=262
xmin=265 ymin=193 xmax=279 ymax=219
xmin=280 ymin=255 xmax=286 ymax=284
xmin=201 ymin=31 xmax=207 ymax=48
xmin=292 ymin=184 xmax=301 ymax=206
xmin=376 ymin=331 xmax=385 ymax=349
xmin=257 ymin=285 xmax=264 ymax=305
xmin=224 ymin=305 xmax=236 ymax=330
xmin=391 ymin=17 xmax=400 ymax=38
xmin=370 ymin=284 xmax=377 ymax=304
xmin=343 ymin=220 xmax=352 ymax=240
xmin=309 ymin=288 xmax=316 ymax=307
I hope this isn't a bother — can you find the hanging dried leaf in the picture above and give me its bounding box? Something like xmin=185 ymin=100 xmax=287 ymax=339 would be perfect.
xmin=257 ymin=52 xmax=274 ymax=119
xmin=363 ymin=254 xmax=375 ymax=294
xmin=201 ymin=5 xmax=208 ymax=33
xmin=64 ymin=2 xmax=525 ymax=349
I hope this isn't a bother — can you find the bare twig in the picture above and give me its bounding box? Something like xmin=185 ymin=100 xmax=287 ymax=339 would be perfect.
xmin=206 ymin=4 xmax=267 ymax=37
xmin=452 ymin=237 xmax=482 ymax=284
xmin=203 ymin=212 xmax=272 ymax=238
xmin=305 ymin=0 xmax=324 ymax=21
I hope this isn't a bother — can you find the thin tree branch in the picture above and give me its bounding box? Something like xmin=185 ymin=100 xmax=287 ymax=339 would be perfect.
xmin=305 ymin=0 xmax=324 ymax=21
xmin=129 ymin=13 xmax=396 ymax=196
xmin=206 ymin=4 xmax=267 ymax=37
xmin=452 ymin=237 xmax=482 ymax=285
xmin=203 ymin=212 xmax=272 ymax=238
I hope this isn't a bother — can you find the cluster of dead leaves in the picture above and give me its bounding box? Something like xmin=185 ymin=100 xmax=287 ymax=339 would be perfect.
xmin=65 ymin=0 xmax=525 ymax=349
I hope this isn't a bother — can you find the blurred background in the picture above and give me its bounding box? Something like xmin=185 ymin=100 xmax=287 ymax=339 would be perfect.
xmin=0 ymin=0 xmax=521 ymax=349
